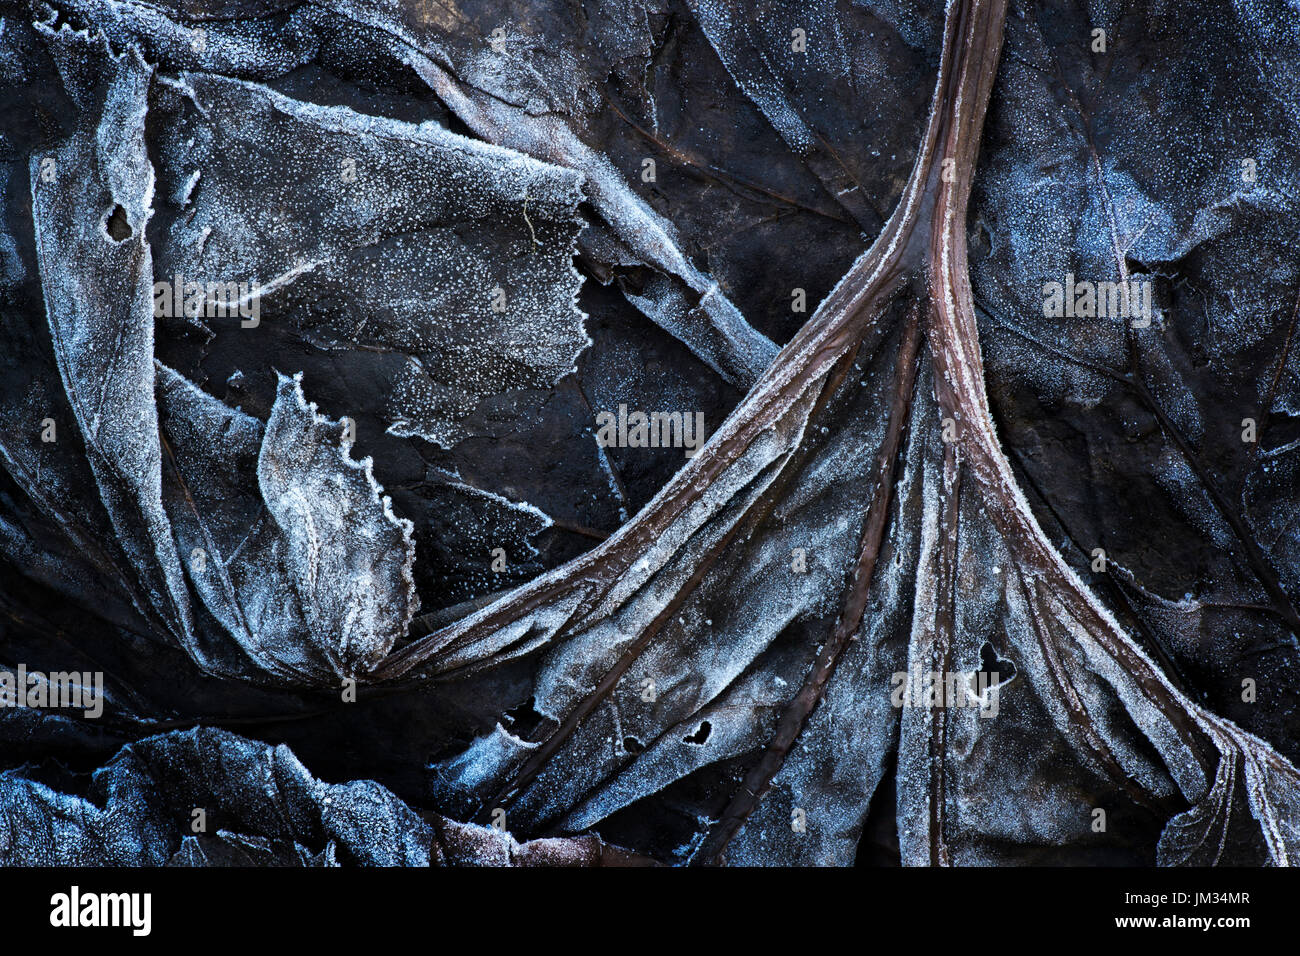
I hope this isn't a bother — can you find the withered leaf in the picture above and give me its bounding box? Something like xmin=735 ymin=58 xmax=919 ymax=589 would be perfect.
xmin=3 ymin=0 xmax=1300 ymax=869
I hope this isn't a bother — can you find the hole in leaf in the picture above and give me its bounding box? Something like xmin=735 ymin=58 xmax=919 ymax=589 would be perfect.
xmin=976 ymin=640 xmax=1016 ymax=689
xmin=502 ymin=695 xmax=552 ymax=741
xmin=104 ymin=205 xmax=132 ymax=242
xmin=622 ymin=735 xmax=644 ymax=755
xmin=1261 ymin=409 xmax=1300 ymax=452
xmin=854 ymin=765 xmax=900 ymax=866
xmin=683 ymin=720 xmax=711 ymax=745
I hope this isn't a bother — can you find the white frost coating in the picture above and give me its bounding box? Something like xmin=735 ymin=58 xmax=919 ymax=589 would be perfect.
xmin=47 ymin=0 xmax=775 ymax=387
xmin=435 ymin=477 xmax=554 ymax=533
xmin=177 ymin=168 xmax=199 ymax=206
xmin=687 ymin=0 xmax=825 ymax=152
xmin=592 ymin=442 xmax=630 ymax=523
xmin=397 ymin=47 xmax=778 ymax=388
xmin=560 ymin=663 xmax=791 ymax=832
xmin=28 ymin=25 xmax=421 ymax=686
xmin=152 ymin=70 xmax=590 ymax=449
xmin=929 ymin=32 xmax=1300 ymax=860
xmin=152 ymin=363 xmax=421 ymax=684
xmin=30 ymin=29 xmax=198 ymax=652
xmin=256 ymin=372 xmax=419 ymax=677
xmin=429 ymin=722 xmax=539 ymax=818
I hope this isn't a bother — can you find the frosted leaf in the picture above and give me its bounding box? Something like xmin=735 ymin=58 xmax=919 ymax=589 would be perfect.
xmin=50 ymin=0 xmax=782 ymax=385
xmin=424 ymin=318 xmax=914 ymax=855
xmin=687 ymin=0 xmax=932 ymax=234
xmin=22 ymin=28 xmax=420 ymax=684
xmin=973 ymin=0 xmax=1300 ymax=765
xmin=29 ymin=32 xmax=196 ymax=647
xmin=150 ymin=71 xmax=589 ymax=449
xmin=9 ymin=0 xmax=1300 ymax=871
xmin=0 ymin=727 xmax=645 ymax=866
xmin=158 ymin=367 xmax=419 ymax=683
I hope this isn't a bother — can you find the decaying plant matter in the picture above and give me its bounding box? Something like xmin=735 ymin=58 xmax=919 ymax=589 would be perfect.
xmin=2 ymin=0 xmax=1300 ymax=865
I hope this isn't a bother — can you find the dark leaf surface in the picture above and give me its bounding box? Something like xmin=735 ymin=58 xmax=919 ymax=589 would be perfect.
xmin=2 ymin=0 xmax=1300 ymax=867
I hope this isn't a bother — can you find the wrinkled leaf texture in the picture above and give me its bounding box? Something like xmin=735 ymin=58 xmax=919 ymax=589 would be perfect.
xmin=1 ymin=0 xmax=1299 ymax=867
